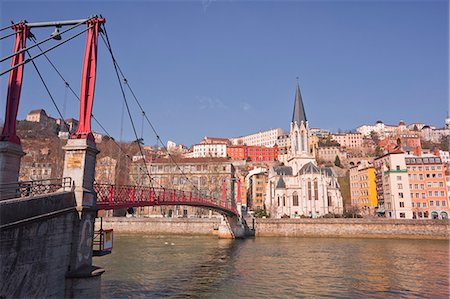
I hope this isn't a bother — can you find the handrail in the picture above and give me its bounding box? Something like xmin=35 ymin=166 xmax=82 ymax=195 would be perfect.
xmin=0 ymin=177 xmax=72 ymax=200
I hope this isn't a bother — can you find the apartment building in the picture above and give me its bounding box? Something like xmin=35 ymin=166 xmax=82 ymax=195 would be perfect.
xmin=406 ymin=155 xmax=448 ymax=219
xmin=374 ymin=151 xmax=413 ymax=219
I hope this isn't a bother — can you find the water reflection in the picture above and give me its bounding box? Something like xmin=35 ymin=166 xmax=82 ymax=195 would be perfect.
xmin=95 ymin=236 xmax=449 ymax=298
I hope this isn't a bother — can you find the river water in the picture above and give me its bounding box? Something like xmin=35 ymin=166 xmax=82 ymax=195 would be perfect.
xmin=95 ymin=235 xmax=449 ymax=298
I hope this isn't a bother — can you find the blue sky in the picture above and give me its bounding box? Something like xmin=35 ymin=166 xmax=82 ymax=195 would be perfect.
xmin=1 ymin=0 xmax=448 ymax=146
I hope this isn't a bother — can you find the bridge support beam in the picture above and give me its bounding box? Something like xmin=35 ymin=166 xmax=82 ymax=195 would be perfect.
xmin=62 ymin=138 xmax=103 ymax=298
xmin=218 ymin=215 xmax=246 ymax=239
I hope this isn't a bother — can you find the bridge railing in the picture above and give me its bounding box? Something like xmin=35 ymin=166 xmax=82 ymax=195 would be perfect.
xmin=0 ymin=177 xmax=73 ymax=200
xmin=94 ymin=183 xmax=238 ymax=216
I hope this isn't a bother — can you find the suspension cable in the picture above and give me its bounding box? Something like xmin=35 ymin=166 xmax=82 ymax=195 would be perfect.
xmin=27 ymin=34 xmax=155 ymax=187
xmin=0 ymin=18 xmax=88 ymax=63
xmin=0 ymin=30 xmax=20 ymax=41
xmin=26 ymin=49 xmax=70 ymax=129
xmin=100 ymin=26 xmax=204 ymax=195
xmin=0 ymin=21 xmax=22 ymax=32
xmin=0 ymin=25 xmax=92 ymax=77
xmin=100 ymin=27 xmax=157 ymax=189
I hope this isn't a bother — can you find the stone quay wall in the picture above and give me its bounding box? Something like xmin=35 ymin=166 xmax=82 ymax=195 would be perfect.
xmin=100 ymin=217 xmax=449 ymax=240
xmin=255 ymin=218 xmax=450 ymax=240
xmin=98 ymin=217 xmax=221 ymax=235
xmin=0 ymin=192 xmax=77 ymax=298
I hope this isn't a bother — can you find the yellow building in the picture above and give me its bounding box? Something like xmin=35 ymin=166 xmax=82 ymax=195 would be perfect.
xmin=350 ymin=160 xmax=378 ymax=215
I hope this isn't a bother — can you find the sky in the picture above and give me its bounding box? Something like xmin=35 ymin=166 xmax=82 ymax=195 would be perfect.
xmin=1 ymin=0 xmax=449 ymax=147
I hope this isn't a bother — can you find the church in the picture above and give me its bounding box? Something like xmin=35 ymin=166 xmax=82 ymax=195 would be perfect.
xmin=265 ymin=82 xmax=344 ymax=218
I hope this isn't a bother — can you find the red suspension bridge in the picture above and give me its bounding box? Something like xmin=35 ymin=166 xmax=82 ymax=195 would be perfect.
xmin=0 ymin=15 xmax=242 ymax=219
xmin=94 ymin=183 xmax=239 ymax=216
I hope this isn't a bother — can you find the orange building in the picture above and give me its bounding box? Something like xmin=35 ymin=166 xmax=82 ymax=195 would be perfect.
xmin=227 ymin=145 xmax=278 ymax=162
xmin=405 ymin=154 xmax=449 ymax=219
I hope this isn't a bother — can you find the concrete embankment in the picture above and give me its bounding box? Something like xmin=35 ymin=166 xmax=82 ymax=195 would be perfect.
xmin=98 ymin=217 xmax=450 ymax=240
xmin=255 ymin=218 xmax=450 ymax=240
xmin=97 ymin=217 xmax=220 ymax=235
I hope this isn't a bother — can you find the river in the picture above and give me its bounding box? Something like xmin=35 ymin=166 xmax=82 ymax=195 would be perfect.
xmin=94 ymin=235 xmax=449 ymax=298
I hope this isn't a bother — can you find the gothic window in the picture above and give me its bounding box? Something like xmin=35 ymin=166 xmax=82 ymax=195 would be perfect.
xmin=308 ymin=181 xmax=312 ymax=200
xmin=295 ymin=132 xmax=299 ymax=152
xmin=299 ymin=131 xmax=303 ymax=152
xmin=293 ymin=192 xmax=299 ymax=206
xmin=277 ymin=196 xmax=280 ymax=207
xmin=314 ymin=181 xmax=319 ymax=200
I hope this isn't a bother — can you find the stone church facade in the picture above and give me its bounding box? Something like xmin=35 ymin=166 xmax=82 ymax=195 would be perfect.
xmin=265 ymin=82 xmax=344 ymax=218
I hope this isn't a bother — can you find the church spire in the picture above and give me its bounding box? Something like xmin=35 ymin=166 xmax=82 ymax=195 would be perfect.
xmin=292 ymin=79 xmax=307 ymax=124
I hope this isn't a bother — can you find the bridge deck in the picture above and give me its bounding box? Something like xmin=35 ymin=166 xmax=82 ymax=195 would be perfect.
xmin=94 ymin=184 xmax=238 ymax=216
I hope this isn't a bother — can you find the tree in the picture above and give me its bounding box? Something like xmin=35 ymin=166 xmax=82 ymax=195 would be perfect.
xmin=334 ymin=155 xmax=342 ymax=167
xmin=370 ymin=131 xmax=380 ymax=144
xmin=373 ymin=146 xmax=384 ymax=157
xmin=439 ymin=135 xmax=449 ymax=151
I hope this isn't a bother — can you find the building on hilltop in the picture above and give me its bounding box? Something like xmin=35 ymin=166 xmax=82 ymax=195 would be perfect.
xmin=265 ymin=81 xmax=344 ymax=218
xmin=230 ymin=128 xmax=283 ymax=147
xmin=227 ymin=145 xmax=278 ymax=162
xmin=331 ymin=132 xmax=363 ymax=149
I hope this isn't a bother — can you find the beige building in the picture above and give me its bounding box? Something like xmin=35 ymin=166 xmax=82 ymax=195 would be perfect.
xmin=374 ymin=151 xmax=413 ymax=219
xmin=95 ymin=156 xmax=117 ymax=184
xmin=231 ymin=128 xmax=283 ymax=147
xmin=192 ymin=143 xmax=227 ymax=158
xmin=247 ymin=172 xmax=267 ymax=211
xmin=129 ymin=157 xmax=235 ymax=218
xmin=332 ymin=132 xmax=363 ymax=149
xmin=317 ymin=146 xmax=347 ymax=164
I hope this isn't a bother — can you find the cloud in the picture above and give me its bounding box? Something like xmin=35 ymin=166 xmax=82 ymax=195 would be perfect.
xmin=202 ymin=0 xmax=215 ymax=13
xmin=196 ymin=96 xmax=227 ymax=110
xmin=240 ymin=102 xmax=251 ymax=111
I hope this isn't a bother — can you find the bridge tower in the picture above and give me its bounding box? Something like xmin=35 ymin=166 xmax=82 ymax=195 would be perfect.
xmin=0 ymin=22 xmax=27 ymax=199
xmin=60 ymin=16 xmax=105 ymax=298
xmin=0 ymin=16 xmax=105 ymax=298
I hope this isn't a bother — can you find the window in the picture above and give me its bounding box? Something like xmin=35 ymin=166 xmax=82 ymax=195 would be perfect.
xmin=400 ymin=213 xmax=406 ymax=218
xmin=417 ymin=203 xmax=421 ymax=208
xmin=399 ymin=192 xmax=404 ymax=198
xmin=423 ymin=202 xmax=427 ymax=207
xmin=428 ymin=191 xmax=432 ymax=196
xmin=422 ymin=193 xmax=425 ymax=199
xmin=419 ymin=174 xmax=423 ymax=180
xmin=434 ymin=191 xmax=439 ymax=197
xmin=430 ymin=201 xmax=434 ymax=206
xmin=441 ymin=191 xmax=445 ymax=197
xmin=397 ymin=184 xmax=403 ymax=189
xmin=439 ymin=182 xmax=444 ymax=187
xmin=420 ymin=184 xmax=424 ymax=190
xmin=293 ymin=193 xmax=299 ymax=206
xmin=436 ymin=201 xmax=440 ymax=207
xmin=412 ymin=203 xmax=415 ymax=207
xmin=399 ymin=202 xmax=405 ymax=208
xmin=396 ymin=165 xmax=400 ymax=170
xmin=397 ymin=176 xmax=402 ymax=181
xmin=443 ymin=201 xmax=447 ymax=207
xmin=414 ymin=184 xmax=418 ymax=189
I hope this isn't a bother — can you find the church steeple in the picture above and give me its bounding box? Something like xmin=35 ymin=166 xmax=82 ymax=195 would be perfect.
xmin=292 ymin=80 xmax=307 ymax=124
